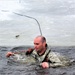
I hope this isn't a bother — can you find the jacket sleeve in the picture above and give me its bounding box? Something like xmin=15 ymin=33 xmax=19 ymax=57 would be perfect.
xmin=48 ymin=52 xmax=70 ymax=67
xmin=25 ymin=48 xmax=34 ymax=55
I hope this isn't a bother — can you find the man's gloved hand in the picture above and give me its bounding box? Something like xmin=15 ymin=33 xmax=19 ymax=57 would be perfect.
xmin=25 ymin=48 xmax=34 ymax=55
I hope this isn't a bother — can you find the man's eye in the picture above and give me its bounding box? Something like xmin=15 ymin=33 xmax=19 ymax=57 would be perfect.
xmin=35 ymin=43 xmax=39 ymax=45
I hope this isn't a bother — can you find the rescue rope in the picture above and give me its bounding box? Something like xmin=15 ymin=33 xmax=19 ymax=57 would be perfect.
xmin=13 ymin=12 xmax=42 ymax=36
xmin=1 ymin=10 xmax=42 ymax=38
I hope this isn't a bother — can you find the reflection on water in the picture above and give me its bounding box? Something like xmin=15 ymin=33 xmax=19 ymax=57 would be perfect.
xmin=0 ymin=46 xmax=75 ymax=75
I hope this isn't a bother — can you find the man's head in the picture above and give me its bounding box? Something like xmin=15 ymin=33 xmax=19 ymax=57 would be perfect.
xmin=34 ymin=36 xmax=47 ymax=53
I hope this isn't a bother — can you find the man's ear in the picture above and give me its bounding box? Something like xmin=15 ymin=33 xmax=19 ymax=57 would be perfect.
xmin=43 ymin=42 xmax=46 ymax=47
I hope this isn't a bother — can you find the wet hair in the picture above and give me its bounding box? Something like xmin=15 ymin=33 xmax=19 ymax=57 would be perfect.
xmin=35 ymin=35 xmax=46 ymax=42
xmin=41 ymin=36 xmax=46 ymax=43
xmin=41 ymin=36 xmax=48 ymax=47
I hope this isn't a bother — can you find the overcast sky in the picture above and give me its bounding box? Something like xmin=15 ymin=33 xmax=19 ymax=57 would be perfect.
xmin=0 ymin=0 xmax=75 ymax=46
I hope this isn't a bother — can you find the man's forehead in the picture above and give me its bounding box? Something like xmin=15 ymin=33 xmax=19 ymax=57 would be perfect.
xmin=34 ymin=38 xmax=42 ymax=43
xmin=34 ymin=37 xmax=42 ymax=41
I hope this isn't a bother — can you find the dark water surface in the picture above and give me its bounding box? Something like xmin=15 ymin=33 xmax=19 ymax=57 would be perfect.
xmin=0 ymin=46 xmax=75 ymax=75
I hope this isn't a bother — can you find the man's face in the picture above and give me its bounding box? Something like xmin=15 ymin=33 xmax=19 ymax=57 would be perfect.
xmin=34 ymin=37 xmax=45 ymax=53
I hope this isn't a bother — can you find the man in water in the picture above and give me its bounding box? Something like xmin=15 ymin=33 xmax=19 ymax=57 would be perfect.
xmin=6 ymin=35 xmax=70 ymax=68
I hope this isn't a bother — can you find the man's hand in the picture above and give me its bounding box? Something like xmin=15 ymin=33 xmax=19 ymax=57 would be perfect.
xmin=6 ymin=52 xmax=14 ymax=57
xmin=41 ymin=62 xmax=49 ymax=69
